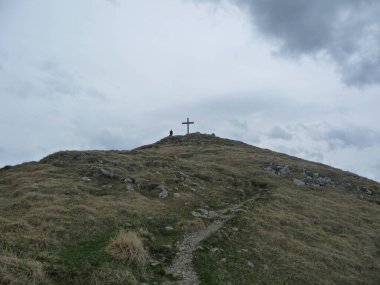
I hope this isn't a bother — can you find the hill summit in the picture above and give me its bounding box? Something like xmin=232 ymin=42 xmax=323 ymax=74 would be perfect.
xmin=0 ymin=133 xmax=379 ymax=285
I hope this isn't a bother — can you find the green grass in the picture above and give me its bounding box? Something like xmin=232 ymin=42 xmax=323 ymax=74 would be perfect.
xmin=55 ymin=233 xmax=111 ymax=271
xmin=49 ymin=232 xmax=137 ymax=284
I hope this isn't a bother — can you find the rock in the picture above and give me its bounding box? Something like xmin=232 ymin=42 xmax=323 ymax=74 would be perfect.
xmin=82 ymin=177 xmax=91 ymax=182
xmin=232 ymin=227 xmax=239 ymax=232
xmin=316 ymin=177 xmax=328 ymax=185
xmin=304 ymin=169 xmax=313 ymax=176
xmin=122 ymin=177 xmax=133 ymax=183
xmin=359 ymin=187 xmax=373 ymax=196
xmin=99 ymin=168 xmax=114 ymax=178
xmin=149 ymin=259 xmax=160 ymax=267
xmin=211 ymin=247 xmax=220 ymax=253
xmin=126 ymin=184 xmax=135 ymax=192
xmin=264 ymin=166 xmax=275 ymax=174
xmin=174 ymin=193 xmax=181 ymax=198
xmin=264 ymin=264 xmax=269 ymax=271
xmin=305 ymin=176 xmax=313 ymax=181
xmin=158 ymin=186 xmax=169 ymax=198
xmin=234 ymin=208 xmax=248 ymax=213
xmin=302 ymin=169 xmax=334 ymax=187
xmin=266 ymin=164 xmax=291 ymax=175
xmin=141 ymin=184 xmax=169 ymax=198
xmin=278 ymin=165 xmax=291 ymax=175
xmin=247 ymin=261 xmax=255 ymax=268
xmin=165 ymin=226 xmax=174 ymax=232
xmin=220 ymin=257 xmax=226 ymax=262
xmin=293 ymin=178 xmax=305 ymax=186
xmin=134 ymin=177 xmax=146 ymax=185
xmin=192 ymin=209 xmax=209 ymax=218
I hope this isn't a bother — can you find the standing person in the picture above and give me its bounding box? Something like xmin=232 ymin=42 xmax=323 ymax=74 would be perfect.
xmin=169 ymin=130 xmax=173 ymax=136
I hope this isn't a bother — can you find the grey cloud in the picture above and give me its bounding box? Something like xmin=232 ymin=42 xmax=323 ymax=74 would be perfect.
xmin=321 ymin=126 xmax=380 ymax=150
xmin=200 ymin=0 xmax=380 ymax=86
xmin=229 ymin=119 xmax=248 ymax=130
xmin=84 ymin=88 xmax=107 ymax=100
xmin=40 ymin=60 xmax=80 ymax=97
xmin=372 ymin=160 xmax=380 ymax=172
xmin=267 ymin=126 xmax=293 ymax=140
xmin=273 ymin=144 xmax=324 ymax=162
xmin=6 ymin=80 xmax=35 ymax=99
xmin=297 ymin=123 xmax=380 ymax=150
xmin=6 ymin=60 xmax=106 ymax=100
xmin=184 ymin=91 xmax=329 ymax=123
xmin=90 ymin=129 xmax=129 ymax=150
xmin=185 ymin=92 xmax=295 ymax=118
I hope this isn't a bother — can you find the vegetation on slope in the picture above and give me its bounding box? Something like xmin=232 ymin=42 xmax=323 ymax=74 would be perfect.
xmin=0 ymin=133 xmax=379 ymax=284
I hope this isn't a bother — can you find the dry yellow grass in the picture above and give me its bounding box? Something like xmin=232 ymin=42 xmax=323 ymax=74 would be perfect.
xmin=105 ymin=230 xmax=148 ymax=266
xmin=136 ymin=227 xmax=154 ymax=242
xmin=0 ymin=254 xmax=46 ymax=285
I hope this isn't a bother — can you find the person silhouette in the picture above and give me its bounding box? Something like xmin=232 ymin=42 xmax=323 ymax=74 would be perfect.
xmin=169 ymin=130 xmax=173 ymax=136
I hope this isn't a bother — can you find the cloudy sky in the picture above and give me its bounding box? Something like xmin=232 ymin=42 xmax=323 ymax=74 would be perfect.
xmin=1 ymin=0 xmax=379 ymax=181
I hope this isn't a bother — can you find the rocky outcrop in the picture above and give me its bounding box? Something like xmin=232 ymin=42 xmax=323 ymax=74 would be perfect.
xmin=264 ymin=164 xmax=292 ymax=176
xmin=122 ymin=177 xmax=170 ymax=198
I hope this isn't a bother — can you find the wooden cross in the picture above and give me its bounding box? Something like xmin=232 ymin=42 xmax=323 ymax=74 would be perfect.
xmin=182 ymin=117 xmax=194 ymax=135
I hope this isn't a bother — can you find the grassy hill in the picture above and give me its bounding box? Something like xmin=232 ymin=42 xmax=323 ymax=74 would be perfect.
xmin=0 ymin=133 xmax=379 ymax=284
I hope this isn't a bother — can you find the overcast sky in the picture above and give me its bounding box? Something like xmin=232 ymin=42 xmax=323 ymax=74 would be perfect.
xmin=1 ymin=0 xmax=379 ymax=181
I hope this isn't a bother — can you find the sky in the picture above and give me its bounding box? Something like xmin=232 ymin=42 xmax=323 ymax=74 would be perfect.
xmin=0 ymin=0 xmax=379 ymax=181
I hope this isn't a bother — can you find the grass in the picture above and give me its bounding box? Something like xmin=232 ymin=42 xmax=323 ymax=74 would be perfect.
xmin=0 ymin=133 xmax=379 ymax=284
xmin=105 ymin=230 xmax=148 ymax=265
xmin=0 ymin=253 xmax=46 ymax=285
xmin=195 ymin=185 xmax=380 ymax=285
xmin=55 ymin=233 xmax=111 ymax=270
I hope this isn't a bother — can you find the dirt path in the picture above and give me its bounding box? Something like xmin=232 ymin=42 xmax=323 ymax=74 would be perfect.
xmin=165 ymin=204 xmax=242 ymax=285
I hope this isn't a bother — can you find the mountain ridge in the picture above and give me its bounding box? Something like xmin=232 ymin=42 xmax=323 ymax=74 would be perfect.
xmin=0 ymin=133 xmax=379 ymax=284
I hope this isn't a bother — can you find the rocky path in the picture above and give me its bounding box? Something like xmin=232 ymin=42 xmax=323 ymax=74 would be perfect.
xmin=165 ymin=204 xmax=242 ymax=285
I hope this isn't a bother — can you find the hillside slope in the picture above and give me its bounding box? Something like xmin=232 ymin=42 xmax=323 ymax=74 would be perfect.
xmin=0 ymin=133 xmax=379 ymax=285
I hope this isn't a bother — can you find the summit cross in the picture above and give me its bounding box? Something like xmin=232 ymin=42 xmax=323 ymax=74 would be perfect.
xmin=182 ymin=117 xmax=194 ymax=135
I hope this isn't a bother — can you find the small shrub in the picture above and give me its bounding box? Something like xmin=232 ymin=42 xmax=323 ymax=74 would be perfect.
xmin=105 ymin=230 xmax=148 ymax=266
